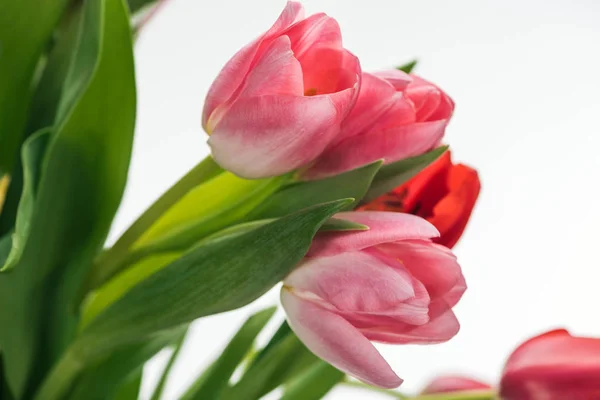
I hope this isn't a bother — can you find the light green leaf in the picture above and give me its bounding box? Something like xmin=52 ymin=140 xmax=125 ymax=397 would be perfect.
xmin=86 ymin=156 xmax=223 ymax=292
xmin=36 ymin=200 xmax=350 ymax=400
xmin=0 ymin=0 xmax=136 ymax=394
xmin=248 ymin=161 xmax=383 ymax=220
xmin=281 ymin=361 xmax=345 ymax=400
xmin=181 ymin=307 xmax=276 ymax=400
xmin=320 ymin=218 xmax=369 ymax=232
xmin=363 ymin=146 xmax=448 ymax=203
xmin=1 ymin=129 xmax=51 ymax=272
xmin=133 ymin=172 xmax=288 ymax=252
xmin=397 ymin=60 xmax=418 ymax=74
xmin=0 ymin=0 xmax=70 ymax=175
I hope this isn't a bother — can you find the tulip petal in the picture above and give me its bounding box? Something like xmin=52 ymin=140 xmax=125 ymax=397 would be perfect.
xmin=306 ymin=118 xmax=446 ymax=179
xmin=335 ymin=72 xmax=399 ymax=142
xmin=376 ymin=240 xmax=463 ymax=301
xmin=281 ymin=288 xmax=403 ymax=388
xmin=285 ymin=13 xmax=342 ymax=60
xmin=308 ymin=212 xmax=439 ymax=257
xmin=501 ymin=330 xmax=600 ymax=400
xmin=360 ymin=304 xmax=460 ymax=344
xmin=422 ymin=376 xmax=491 ymax=394
xmin=208 ymin=94 xmax=339 ymax=178
xmin=202 ymin=1 xmax=304 ymax=128
xmin=372 ymin=70 xmax=413 ymax=91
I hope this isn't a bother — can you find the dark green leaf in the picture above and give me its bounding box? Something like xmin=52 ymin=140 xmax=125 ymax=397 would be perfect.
xmin=281 ymin=361 xmax=345 ymax=400
xmin=85 ymin=156 xmax=223 ymax=292
xmin=111 ymin=371 xmax=142 ymax=400
xmin=149 ymin=328 xmax=189 ymax=400
xmin=36 ymin=200 xmax=350 ymax=400
xmin=0 ymin=0 xmax=70 ymax=174
xmin=248 ymin=161 xmax=383 ymax=220
xmin=363 ymin=146 xmax=448 ymax=203
xmin=1 ymin=129 xmax=51 ymax=272
xmin=181 ymin=307 xmax=276 ymax=400
xmin=65 ymin=326 xmax=186 ymax=400
xmin=397 ymin=60 xmax=418 ymax=74
xmin=0 ymin=0 xmax=136 ymax=395
xmin=220 ymin=334 xmax=304 ymax=400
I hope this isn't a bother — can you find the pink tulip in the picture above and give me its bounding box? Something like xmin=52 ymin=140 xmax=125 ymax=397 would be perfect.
xmin=304 ymin=70 xmax=454 ymax=179
xmin=500 ymin=329 xmax=600 ymax=400
xmin=280 ymin=211 xmax=466 ymax=388
xmin=202 ymin=1 xmax=360 ymax=179
xmin=421 ymin=376 xmax=491 ymax=394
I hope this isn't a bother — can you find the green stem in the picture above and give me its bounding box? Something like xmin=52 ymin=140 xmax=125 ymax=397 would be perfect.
xmin=341 ymin=380 xmax=496 ymax=400
xmin=341 ymin=381 xmax=409 ymax=399
xmin=33 ymin=347 xmax=83 ymax=400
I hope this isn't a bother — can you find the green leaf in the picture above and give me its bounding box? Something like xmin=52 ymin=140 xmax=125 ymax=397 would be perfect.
xmin=0 ymin=0 xmax=136 ymax=395
xmin=281 ymin=361 xmax=345 ymax=400
xmin=220 ymin=334 xmax=305 ymax=400
xmin=0 ymin=174 xmax=9 ymax=217
xmin=86 ymin=156 xmax=223 ymax=292
xmin=320 ymin=218 xmax=369 ymax=232
xmin=149 ymin=328 xmax=189 ymax=400
xmin=363 ymin=146 xmax=448 ymax=203
xmin=397 ymin=60 xmax=418 ymax=74
xmin=0 ymin=0 xmax=70 ymax=175
xmin=111 ymin=371 xmax=143 ymax=400
xmin=65 ymin=326 xmax=187 ymax=400
xmin=36 ymin=199 xmax=350 ymax=400
xmin=248 ymin=161 xmax=383 ymax=220
xmin=1 ymin=129 xmax=51 ymax=272
xmin=181 ymin=307 xmax=276 ymax=400
xmin=133 ymin=172 xmax=288 ymax=252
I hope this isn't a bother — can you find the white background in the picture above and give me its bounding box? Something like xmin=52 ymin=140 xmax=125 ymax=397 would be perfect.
xmin=110 ymin=0 xmax=600 ymax=398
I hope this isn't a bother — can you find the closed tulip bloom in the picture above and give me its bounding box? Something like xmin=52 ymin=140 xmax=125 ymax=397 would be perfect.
xmin=421 ymin=376 xmax=491 ymax=394
xmin=359 ymin=150 xmax=479 ymax=248
xmin=500 ymin=329 xmax=600 ymax=400
xmin=304 ymin=70 xmax=454 ymax=179
xmin=202 ymin=1 xmax=360 ymax=179
xmin=281 ymin=212 xmax=466 ymax=388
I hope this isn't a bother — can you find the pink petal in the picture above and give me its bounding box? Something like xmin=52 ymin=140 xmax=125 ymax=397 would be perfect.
xmin=335 ymin=72 xmax=399 ymax=142
xmin=286 ymin=251 xmax=416 ymax=311
xmin=308 ymin=212 xmax=439 ymax=258
xmin=208 ymin=94 xmax=339 ymax=178
xmin=376 ymin=240 xmax=463 ymax=301
xmin=202 ymin=1 xmax=304 ymax=128
xmin=406 ymin=75 xmax=455 ymax=122
xmin=372 ymin=69 xmax=413 ymax=91
xmin=361 ymin=304 xmax=460 ymax=345
xmin=422 ymin=376 xmax=491 ymax=394
xmin=305 ymin=118 xmax=445 ymax=179
xmin=285 ymin=13 xmax=342 ymax=60
xmin=501 ymin=330 xmax=600 ymax=400
xmin=281 ymin=288 xmax=403 ymax=388
xmin=300 ymin=47 xmax=360 ymax=102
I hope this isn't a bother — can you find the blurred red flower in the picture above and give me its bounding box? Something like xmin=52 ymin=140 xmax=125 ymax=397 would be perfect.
xmin=360 ymin=150 xmax=480 ymax=248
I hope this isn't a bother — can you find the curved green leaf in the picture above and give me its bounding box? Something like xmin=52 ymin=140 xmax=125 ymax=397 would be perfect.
xmin=0 ymin=0 xmax=70 ymax=174
xmin=281 ymin=362 xmax=344 ymax=400
xmin=181 ymin=307 xmax=276 ymax=400
xmin=0 ymin=0 xmax=136 ymax=394
xmin=248 ymin=161 xmax=382 ymax=220
xmin=36 ymin=200 xmax=350 ymax=400
xmin=397 ymin=59 xmax=418 ymax=74
xmin=1 ymin=129 xmax=51 ymax=272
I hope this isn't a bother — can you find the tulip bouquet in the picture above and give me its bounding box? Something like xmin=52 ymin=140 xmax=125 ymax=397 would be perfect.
xmin=1 ymin=1 xmax=595 ymax=400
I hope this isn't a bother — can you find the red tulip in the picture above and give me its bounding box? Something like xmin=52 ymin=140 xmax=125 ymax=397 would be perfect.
xmin=359 ymin=150 xmax=480 ymax=248
xmin=281 ymin=211 xmax=466 ymax=388
xmin=421 ymin=375 xmax=491 ymax=394
xmin=304 ymin=70 xmax=454 ymax=179
xmin=203 ymin=1 xmax=360 ymax=179
xmin=500 ymin=329 xmax=600 ymax=400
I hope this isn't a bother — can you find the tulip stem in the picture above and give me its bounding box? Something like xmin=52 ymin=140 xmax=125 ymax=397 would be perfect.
xmin=341 ymin=380 xmax=409 ymax=399
xmin=341 ymin=380 xmax=496 ymax=400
